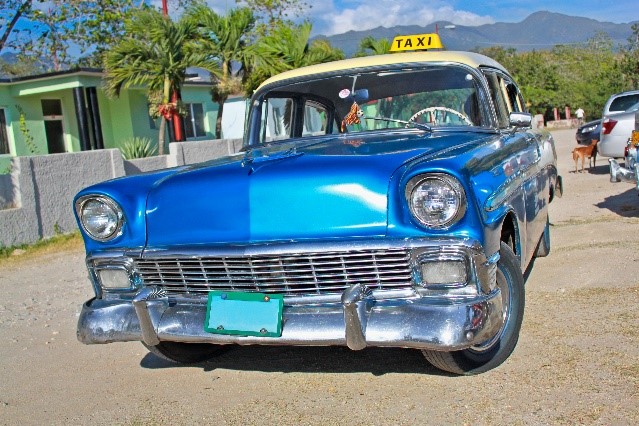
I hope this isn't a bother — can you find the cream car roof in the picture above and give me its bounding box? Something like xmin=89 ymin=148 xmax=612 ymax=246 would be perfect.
xmin=257 ymin=51 xmax=508 ymax=91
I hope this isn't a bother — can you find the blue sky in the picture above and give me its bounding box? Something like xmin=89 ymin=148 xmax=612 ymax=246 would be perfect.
xmin=216 ymin=0 xmax=638 ymax=35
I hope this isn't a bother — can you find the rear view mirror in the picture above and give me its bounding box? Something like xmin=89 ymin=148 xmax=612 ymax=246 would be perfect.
xmin=353 ymin=89 xmax=369 ymax=102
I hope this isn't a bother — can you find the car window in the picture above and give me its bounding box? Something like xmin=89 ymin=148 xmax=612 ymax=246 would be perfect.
xmin=354 ymin=87 xmax=480 ymax=129
xmin=609 ymin=94 xmax=639 ymax=113
xmin=627 ymin=101 xmax=639 ymax=112
xmin=505 ymin=81 xmax=525 ymax=113
xmin=483 ymin=71 xmax=510 ymax=128
xmin=483 ymin=70 xmax=526 ymax=128
xmin=259 ymin=97 xmax=339 ymax=143
xmin=252 ymin=65 xmax=488 ymax=145
xmin=302 ymin=100 xmax=338 ymax=136
xmin=260 ymin=97 xmax=294 ymax=143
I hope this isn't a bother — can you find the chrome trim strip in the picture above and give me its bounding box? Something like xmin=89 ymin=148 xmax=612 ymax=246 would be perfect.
xmin=484 ymin=140 xmax=541 ymax=212
xmin=141 ymin=237 xmax=477 ymax=257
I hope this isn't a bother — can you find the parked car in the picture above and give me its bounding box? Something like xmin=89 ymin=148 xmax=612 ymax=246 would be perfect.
xmin=576 ymin=119 xmax=601 ymax=145
xmin=599 ymin=90 xmax=639 ymax=158
xmin=73 ymin=33 xmax=562 ymax=375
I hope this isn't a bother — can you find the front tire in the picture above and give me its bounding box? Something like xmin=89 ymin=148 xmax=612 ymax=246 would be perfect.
xmin=143 ymin=341 xmax=229 ymax=364
xmin=421 ymin=241 xmax=525 ymax=375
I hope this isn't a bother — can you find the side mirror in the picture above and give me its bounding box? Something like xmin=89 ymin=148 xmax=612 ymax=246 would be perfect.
xmin=509 ymin=112 xmax=532 ymax=128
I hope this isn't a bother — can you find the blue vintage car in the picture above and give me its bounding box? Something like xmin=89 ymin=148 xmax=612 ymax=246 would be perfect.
xmin=74 ymin=35 xmax=562 ymax=375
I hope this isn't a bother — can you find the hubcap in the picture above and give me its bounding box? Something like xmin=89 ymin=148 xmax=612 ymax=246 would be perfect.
xmin=469 ymin=266 xmax=511 ymax=353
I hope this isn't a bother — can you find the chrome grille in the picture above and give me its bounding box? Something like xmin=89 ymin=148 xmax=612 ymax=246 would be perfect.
xmin=135 ymin=249 xmax=413 ymax=296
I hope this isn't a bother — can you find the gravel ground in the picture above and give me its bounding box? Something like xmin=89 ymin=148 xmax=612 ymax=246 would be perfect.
xmin=0 ymin=129 xmax=637 ymax=425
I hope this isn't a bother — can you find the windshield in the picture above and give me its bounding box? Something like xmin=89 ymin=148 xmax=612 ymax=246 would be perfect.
xmin=250 ymin=65 xmax=488 ymax=145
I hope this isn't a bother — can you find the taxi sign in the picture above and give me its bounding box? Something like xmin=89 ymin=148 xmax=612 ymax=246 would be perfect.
xmin=390 ymin=33 xmax=444 ymax=52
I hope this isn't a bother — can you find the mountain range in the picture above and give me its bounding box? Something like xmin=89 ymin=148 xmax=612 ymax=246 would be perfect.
xmin=2 ymin=11 xmax=636 ymax=68
xmin=316 ymin=11 xmax=637 ymax=57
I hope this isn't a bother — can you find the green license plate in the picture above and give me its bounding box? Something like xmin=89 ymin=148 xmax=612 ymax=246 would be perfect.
xmin=204 ymin=291 xmax=283 ymax=337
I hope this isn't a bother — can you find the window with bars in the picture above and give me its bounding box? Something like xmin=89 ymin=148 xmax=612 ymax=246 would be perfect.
xmin=184 ymin=103 xmax=206 ymax=138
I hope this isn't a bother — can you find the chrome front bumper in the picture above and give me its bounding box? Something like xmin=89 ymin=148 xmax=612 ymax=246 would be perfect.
xmin=77 ymin=283 xmax=504 ymax=351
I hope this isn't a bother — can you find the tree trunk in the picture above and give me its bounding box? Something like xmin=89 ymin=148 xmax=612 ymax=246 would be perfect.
xmin=159 ymin=76 xmax=171 ymax=153
xmin=216 ymin=98 xmax=225 ymax=139
xmin=172 ymin=90 xmax=185 ymax=141
xmin=214 ymin=62 xmax=231 ymax=139
xmin=158 ymin=117 xmax=166 ymax=155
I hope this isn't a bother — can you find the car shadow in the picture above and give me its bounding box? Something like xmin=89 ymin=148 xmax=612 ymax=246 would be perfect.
xmin=595 ymin=186 xmax=639 ymax=217
xmin=567 ymin=163 xmax=608 ymax=175
xmin=586 ymin=162 xmax=610 ymax=175
xmin=140 ymin=345 xmax=451 ymax=376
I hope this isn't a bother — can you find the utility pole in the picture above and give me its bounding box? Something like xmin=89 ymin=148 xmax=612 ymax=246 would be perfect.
xmin=162 ymin=0 xmax=186 ymax=142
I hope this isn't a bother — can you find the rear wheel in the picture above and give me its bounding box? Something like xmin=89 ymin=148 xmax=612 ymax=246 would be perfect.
xmin=143 ymin=341 xmax=229 ymax=364
xmin=421 ymin=242 xmax=525 ymax=375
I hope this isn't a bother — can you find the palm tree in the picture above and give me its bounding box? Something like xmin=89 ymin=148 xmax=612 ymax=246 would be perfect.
xmin=356 ymin=36 xmax=392 ymax=57
xmin=244 ymin=22 xmax=344 ymax=93
xmin=185 ymin=5 xmax=255 ymax=139
xmin=103 ymin=8 xmax=216 ymax=154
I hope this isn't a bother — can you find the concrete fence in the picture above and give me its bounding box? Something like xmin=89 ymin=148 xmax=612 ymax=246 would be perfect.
xmin=0 ymin=138 xmax=242 ymax=248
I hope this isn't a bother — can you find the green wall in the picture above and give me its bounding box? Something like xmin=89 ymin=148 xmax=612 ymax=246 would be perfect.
xmin=0 ymin=86 xmax=16 ymax=172
xmin=4 ymin=96 xmax=48 ymax=156
xmin=102 ymin=90 xmax=134 ymax=149
xmin=0 ymin=71 xmax=218 ymax=175
xmin=129 ymin=89 xmax=160 ymax=146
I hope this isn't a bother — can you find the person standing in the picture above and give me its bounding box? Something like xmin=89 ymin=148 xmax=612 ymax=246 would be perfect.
xmin=575 ymin=107 xmax=585 ymax=126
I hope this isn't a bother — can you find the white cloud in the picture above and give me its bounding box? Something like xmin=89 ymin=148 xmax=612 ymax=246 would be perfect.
xmin=202 ymin=0 xmax=236 ymax=15
xmin=196 ymin=0 xmax=496 ymax=37
xmin=309 ymin=1 xmax=495 ymax=36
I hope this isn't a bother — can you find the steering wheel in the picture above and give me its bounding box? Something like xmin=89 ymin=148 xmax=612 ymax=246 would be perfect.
xmin=408 ymin=106 xmax=473 ymax=126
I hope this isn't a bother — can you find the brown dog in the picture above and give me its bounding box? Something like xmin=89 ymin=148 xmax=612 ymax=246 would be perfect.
xmin=572 ymin=139 xmax=598 ymax=172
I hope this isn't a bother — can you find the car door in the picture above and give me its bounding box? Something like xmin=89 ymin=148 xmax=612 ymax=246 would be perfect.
xmin=483 ymin=69 xmax=544 ymax=267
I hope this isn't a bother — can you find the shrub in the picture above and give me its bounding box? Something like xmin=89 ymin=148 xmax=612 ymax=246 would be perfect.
xmin=119 ymin=137 xmax=157 ymax=160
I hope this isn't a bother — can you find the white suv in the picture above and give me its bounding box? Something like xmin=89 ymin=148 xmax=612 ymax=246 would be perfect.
xmin=599 ymin=90 xmax=639 ymax=158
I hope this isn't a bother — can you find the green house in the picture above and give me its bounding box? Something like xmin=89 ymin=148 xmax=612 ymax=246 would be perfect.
xmin=0 ymin=68 xmax=218 ymax=172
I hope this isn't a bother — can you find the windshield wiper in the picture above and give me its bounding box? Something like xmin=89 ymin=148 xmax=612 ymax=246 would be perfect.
xmin=364 ymin=116 xmax=432 ymax=132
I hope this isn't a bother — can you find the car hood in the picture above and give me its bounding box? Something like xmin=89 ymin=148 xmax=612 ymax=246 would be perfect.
xmin=144 ymin=131 xmax=486 ymax=248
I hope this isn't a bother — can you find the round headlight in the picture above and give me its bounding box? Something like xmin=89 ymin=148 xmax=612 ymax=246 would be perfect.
xmin=406 ymin=174 xmax=466 ymax=228
xmin=76 ymin=196 xmax=124 ymax=241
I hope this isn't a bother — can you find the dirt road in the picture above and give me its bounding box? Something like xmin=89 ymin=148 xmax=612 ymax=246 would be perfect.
xmin=0 ymin=129 xmax=637 ymax=425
